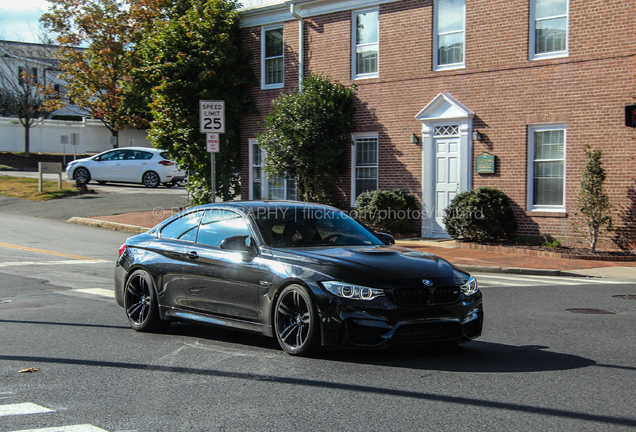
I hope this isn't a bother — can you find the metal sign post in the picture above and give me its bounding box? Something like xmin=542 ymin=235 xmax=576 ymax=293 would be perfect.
xmin=200 ymin=101 xmax=225 ymax=202
xmin=206 ymin=133 xmax=220 ymax=202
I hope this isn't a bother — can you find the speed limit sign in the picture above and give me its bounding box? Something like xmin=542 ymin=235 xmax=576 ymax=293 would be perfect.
xmin=200 ymin=100 xmax=225 ymax=133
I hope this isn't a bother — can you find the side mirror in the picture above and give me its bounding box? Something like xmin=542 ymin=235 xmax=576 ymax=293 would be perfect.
xmin=376 ymin=233 xmax=395 ymax=245
xmin=220 ymin=235 xmax=257 ymax=254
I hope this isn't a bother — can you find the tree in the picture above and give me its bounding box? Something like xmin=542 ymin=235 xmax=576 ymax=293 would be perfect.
xmin=0 ymin=44 xmax=63 ymax=157
xmin=40 ymin=0 xmax=161 ymax=147
xmin=258 ymin=74 xmax=356 ymax=204
xmin=573 ymin=146 xmax=613 ymax=253
xmin=136 ymin=0 xmax=255 ymax=203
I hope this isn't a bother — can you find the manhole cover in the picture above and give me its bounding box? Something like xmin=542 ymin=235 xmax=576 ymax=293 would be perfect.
xmin=612 ymin=295 xmax=636 ymax=300
xmin=566 ymin=308 xmax=615 ymax=315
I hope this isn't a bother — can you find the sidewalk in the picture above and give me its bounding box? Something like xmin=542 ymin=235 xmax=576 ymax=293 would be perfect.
xmin=68 ymin=211 xmax=636 ymax=279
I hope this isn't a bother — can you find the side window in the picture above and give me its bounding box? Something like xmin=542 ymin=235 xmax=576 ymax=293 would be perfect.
xmin=196 ymin=210 xmax=251 ymax=247
xmin=434 ymin=0 xmax=466 ymax=70
xmin=160 ymin=211 xmax=202 ymax=242
xmin=127 ymin=151 xmax=152 ymax=160
xmin=530 ymin=0 xmax=568 ymax=60
xmin=262 ymin=26 xmax=284 ymax=89
xmin=352 ymin=8 xmax=379 ymax=79
xmin=99 ymin=150 xmax=126 ymax=161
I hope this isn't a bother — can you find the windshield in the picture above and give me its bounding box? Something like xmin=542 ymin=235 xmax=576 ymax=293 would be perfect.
xmin=253 ymin=206 xmax=384 ymax=247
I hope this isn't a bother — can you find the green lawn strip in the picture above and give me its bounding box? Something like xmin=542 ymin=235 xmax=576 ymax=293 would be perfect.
xmin=0 ymin=175 xmax=81 ymax=201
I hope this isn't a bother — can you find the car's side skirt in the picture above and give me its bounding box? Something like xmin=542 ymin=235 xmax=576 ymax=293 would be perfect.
xmin=161 ymin=306 xmax=273 ymax=337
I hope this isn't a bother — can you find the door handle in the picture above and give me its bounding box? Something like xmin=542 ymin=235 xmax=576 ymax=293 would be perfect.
xmin=185 ymin=251 xmax=199 ymax=260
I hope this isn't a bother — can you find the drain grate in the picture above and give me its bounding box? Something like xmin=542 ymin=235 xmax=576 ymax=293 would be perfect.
xmin=612 ymin=295 xmax=636 ymax=300
xmin=566 ymin=308 xmax=615 ymax=315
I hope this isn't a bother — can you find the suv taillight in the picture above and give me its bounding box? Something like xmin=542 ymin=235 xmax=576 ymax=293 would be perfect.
xmin=159 ymin=160 xmax=174 ymax=166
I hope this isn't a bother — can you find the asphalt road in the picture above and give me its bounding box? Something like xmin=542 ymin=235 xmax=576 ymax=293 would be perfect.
xmin=0 ymin=172 xmax=189 ymax=223
xmin=1 ymin=212 xmax=636 ymax=431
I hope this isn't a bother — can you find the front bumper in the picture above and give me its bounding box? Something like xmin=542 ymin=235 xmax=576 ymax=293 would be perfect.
xmin=316 ymin=290 xmax=483 ymax=348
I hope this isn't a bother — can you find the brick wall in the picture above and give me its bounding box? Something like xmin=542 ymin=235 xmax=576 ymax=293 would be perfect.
xmin=240 ymin=0 xmax=636 ymax=249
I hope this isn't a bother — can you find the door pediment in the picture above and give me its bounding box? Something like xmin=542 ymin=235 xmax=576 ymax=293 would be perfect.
xmin=415 ymin=92 xmax=475 ymax=122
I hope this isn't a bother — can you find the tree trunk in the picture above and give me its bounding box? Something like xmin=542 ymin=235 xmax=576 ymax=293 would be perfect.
xmin=24 ymin=123 xmax=30 ymax=158
xmin=112 ymin=130 xmax=119 ymax=148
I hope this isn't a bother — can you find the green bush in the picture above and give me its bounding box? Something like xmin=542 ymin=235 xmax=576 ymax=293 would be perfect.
xmin=542 ymin=238 xmax=562 ymax=248
xmin=355 ymin=189 xmax=417 ymax=234
xmin=443 ymin=187 xmax=517 ymax=241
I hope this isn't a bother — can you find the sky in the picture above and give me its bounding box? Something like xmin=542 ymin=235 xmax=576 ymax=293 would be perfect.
xmin=0 ymin=0 xmax=51 ymax=43
xmin=0 ymin=0 xmax=277 ymax=44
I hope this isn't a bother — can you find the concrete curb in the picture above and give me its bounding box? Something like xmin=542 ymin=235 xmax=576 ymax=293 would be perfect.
xmin=67 ymin=217 xmax=149 ymax=234
xmin=456 ymin=265 xmax=596 ymax=278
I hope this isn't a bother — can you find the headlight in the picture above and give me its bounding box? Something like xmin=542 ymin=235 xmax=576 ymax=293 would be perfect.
xmin=321 ymin=281 xmax=384 ymax=301
xmin=460 ymin=276 xmax=478 ymax=295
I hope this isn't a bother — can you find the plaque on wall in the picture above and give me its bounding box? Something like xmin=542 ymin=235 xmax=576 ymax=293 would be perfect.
xmin=476 ymin=153 xmax=496 ymax=174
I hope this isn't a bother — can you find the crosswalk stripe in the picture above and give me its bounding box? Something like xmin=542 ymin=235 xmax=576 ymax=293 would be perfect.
xmin=475 ymin=274 xmax=632 ymax=287
xmin=72 ymin=289 xmax=113 ymax=298
xmin=0 ymin=403 xmax=53 ymax=416
xmin=0 ymin=260 xmax=110 ymax=268
xmin=0 ymin=402 xmax=111 ymax=432
xmin=477 ymin=274 xmax=583 ymax=285
xmin=12 ymin=425 xmax=109 ymax=432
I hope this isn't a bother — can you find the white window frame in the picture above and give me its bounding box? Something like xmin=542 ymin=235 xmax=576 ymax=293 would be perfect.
xmin=261 ymin=25 xmax=284 ymax=90
xmin=351 ymin=8 xmax=379 ymax=80
xmin=351 ymin=133 xmax=379 ymax=207
xmin=249 ymin=139 xmax=297 ymax=201
xmin=526 ymin=124 xmax=567 ymax=212
xmin=433 ymin=0 xmax=466 ymax=71
xmin=529 ymin=0 xmax=569 ymax=61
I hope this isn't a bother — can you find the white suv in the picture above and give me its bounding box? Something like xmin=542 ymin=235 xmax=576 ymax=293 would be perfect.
xmin=66 ymin=147 xmax=186 ymax=188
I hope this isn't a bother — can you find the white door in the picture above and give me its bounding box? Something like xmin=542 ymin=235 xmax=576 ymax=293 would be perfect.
xmin=432 ymin=135 xmax=460 ymax=236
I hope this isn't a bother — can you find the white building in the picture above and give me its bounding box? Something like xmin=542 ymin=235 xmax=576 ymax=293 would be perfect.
xmin=0 ymin=40 xmax=151 ymax=154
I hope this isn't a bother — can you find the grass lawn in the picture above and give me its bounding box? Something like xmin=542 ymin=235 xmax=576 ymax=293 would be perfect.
xmin=0 ymin=175 xmax=81 ymax=201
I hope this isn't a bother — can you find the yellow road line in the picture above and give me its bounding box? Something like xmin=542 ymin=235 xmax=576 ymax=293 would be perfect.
xmin=0 ymin=243 xmax=104 ymax=261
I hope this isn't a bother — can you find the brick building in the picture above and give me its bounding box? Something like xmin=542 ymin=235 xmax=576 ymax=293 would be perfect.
xmin=239 ymin=0 xmax=636 ymax=249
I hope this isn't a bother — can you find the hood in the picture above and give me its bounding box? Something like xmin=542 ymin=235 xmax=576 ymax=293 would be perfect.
xmin=68 ymin=156 xmax=93 ymax=164
xmin=269 ymin=245 xmax=468 ymax=287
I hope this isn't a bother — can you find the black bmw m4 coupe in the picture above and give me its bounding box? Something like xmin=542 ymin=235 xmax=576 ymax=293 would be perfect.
xmin=115 ymin=201 xmax=483 ymax=356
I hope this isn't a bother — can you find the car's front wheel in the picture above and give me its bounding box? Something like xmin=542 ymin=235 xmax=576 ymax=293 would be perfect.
xmin=124 ymin=269 xmax=170 ymax=332
xmin=142 ymin=171 xmax=160 ymax=188
xmin=274 ymin=284 xmax=319 ymax=356
xmin=73 ymin=167 xmax=90 ymax=184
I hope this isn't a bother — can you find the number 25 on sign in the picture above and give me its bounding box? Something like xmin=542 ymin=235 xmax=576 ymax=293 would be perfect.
xmin=200 ymin=100 xmax=225 ymax=133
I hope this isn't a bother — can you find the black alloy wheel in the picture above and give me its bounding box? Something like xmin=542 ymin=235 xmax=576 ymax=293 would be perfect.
xmin=274 ymin=284 xmax=319 ymax=356
xmin=124 ymin=269 xmax=170 ymax=332
xmin=142 ymin=171 xmax=160 ymax=188
xmin=73 ymin=167 xmax=90 ymax=184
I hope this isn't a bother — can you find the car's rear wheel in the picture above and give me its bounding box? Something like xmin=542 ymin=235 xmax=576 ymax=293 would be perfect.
xmin=274 ymin=284 xmax=319 ymax=356
xmin=124 ymin=269 xmax=170 ymax=332
xmin=142 ymin=171 xmax=160 ymax=188
xmin=73 ymin=167 xmax=90 ymax=184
